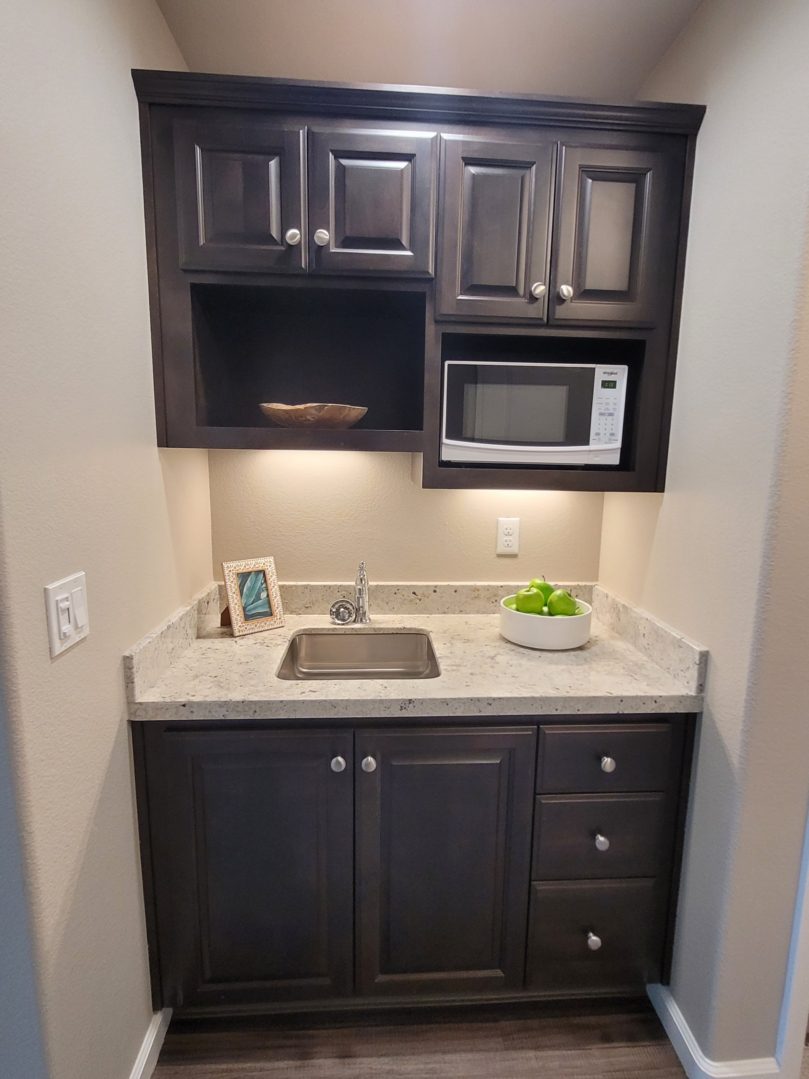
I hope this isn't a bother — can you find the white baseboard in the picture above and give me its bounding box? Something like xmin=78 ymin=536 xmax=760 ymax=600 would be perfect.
xmin=648 ymin=985 xmax=781 ymax=1079
xmin=129 ymin=1009 xmax=172 ymax=1079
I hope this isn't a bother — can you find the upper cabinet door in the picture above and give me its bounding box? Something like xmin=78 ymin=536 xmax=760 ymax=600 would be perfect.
xmin=174 ymin=118 xmax=305 ymax=273
xmin=307 ymin=127 xmax=438 ymax=275
xmin=550 ymin=141 xmax=684 ymax=325
xmin=437 ymin=135 xmax=555 ymax=320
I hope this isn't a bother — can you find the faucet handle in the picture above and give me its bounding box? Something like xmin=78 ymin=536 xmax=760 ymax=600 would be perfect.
xmin=329 ymin=599 xmax=356 ymax=625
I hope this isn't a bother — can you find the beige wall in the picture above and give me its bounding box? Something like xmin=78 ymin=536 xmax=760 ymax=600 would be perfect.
xmin=599 ymin=0 xmax=809 ymax=1061
xmin=209 ymin=452 xmax=603 ymax=582
xmin=0 ymin=2 xmax=212 ymax=1078
xmin=156 ymin=0 xmax=700 ymax=100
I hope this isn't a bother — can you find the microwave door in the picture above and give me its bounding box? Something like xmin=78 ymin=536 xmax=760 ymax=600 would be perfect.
xmin=441 ymin=361 xmax=622 ymax=465
xmin=445 ymin=363 xmax=594 ymax=447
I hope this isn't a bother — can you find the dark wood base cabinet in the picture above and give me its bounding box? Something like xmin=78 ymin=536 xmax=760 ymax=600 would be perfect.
xmin=133 ymin=715 xmax=693 ymax=1017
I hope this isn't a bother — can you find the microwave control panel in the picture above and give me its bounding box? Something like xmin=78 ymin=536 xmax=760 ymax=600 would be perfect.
xmin=589 ymin=366 xmax=628 ymax=451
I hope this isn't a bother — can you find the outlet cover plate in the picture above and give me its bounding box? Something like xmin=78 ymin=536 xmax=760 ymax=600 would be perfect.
xmin=496 ymin=517 xmax=520 ymax=556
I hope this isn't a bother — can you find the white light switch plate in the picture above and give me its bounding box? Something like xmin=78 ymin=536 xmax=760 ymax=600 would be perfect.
xmin=44 ymin=572 xmax=89 ymax=657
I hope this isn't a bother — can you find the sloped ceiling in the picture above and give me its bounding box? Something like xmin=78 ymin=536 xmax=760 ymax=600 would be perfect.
xmin=155 ymin=0 xmax=702 ymax=100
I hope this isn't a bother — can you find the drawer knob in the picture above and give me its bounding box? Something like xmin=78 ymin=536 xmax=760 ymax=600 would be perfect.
xmin=330 ymin=755 xmax=347 ymax=773
xmin=594 ymin=833 xmax=610 ymax=852
xmin=587 ymin=931 xmax=602 ymax=952
xmin=284 ymin=227 xmax=302 ymax=246
xmin=314 ymin=228 xmax=331 ymax=247
xmin=530 ymin=281 xmax=547 ymax=299
xmin=558 ymin=283 xmax=574 ymax=302
xmin=600 ymin=755 xmax=617 ymax=774
xmin=361 ymin=755 xmax=377 ymax=773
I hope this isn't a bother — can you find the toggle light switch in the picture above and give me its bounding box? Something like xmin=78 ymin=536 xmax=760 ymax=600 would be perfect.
xmin=44 ymin=572 xmax=89 ymax=657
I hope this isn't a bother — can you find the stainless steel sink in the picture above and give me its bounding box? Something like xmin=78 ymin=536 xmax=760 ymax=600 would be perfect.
xmin=277 ymin=628 xmax=440 ymax=680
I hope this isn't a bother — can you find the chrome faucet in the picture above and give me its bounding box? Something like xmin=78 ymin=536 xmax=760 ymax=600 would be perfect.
xmin=354 ymin=561 xmax=371 ymax=624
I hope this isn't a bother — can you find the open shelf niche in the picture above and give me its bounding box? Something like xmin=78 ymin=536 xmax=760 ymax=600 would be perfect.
xmin=191 ymin=283 xmax=428 ymax=450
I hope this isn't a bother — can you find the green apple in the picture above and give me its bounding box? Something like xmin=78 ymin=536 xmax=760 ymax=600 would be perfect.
xmin=539 ymin=606 xmax=551 ymax=616
xmin=547 ymin=588 xmax=578 ymax=616
xmin=503 ymin=595 xmax=518 ymax=610
xmin=515 ymin=587 xmax=545 ymax=614
xmin=528 ymin=577 xmax=555 ymax=603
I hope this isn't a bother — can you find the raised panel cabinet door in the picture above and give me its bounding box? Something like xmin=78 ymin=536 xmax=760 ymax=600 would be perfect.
xmin=437 ymin=134 xmax=555 ymax=319
xmin=174 ymin=117 xmax=305 ymax=272
xmin=146 ymin=728 xmax=354 ymax=1009
xmin=307 ymin=127 xmax=438 ymax=275
xmin=551 ymin=140 xmax=685 ymax=325
xmin=355 ymin=726 xmax=536 ymax=996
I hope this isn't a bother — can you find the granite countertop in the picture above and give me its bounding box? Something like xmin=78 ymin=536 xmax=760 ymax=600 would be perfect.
xmin=125 ymin=584 xmax=706 ymax=722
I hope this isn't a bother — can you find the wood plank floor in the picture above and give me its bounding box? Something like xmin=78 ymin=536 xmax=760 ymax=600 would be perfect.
xmin=154 ymin=1001 xmax=688 ymax=1078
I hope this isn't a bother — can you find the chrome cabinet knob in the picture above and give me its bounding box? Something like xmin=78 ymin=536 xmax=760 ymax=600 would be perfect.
xmin=361 ymin=755 xmax=377 ymax=773
xmin=313 ymin=228 xmax=330 ymax=247
xmin=587 ymin=931 xmax=602 ymax=952
xmin=600 ymin=755 xmax=616 ymax=774
xmin=558 ymin=283 xmax=574 ymax=301
xmin=284 ymin=227 xmax=302 ymax=246
xmin=530 ymin=281 xmax=547 ymax=299
xmin=330 ymin=755 xmax=347 ymax=773
xmin=594 ymin=833 xmax=610 ymax=852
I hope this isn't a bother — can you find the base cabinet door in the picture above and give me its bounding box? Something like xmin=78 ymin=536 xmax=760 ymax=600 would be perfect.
xmin=355 ymin=727 xmax=536 ymax=995
xmin=146 ymin=728 xmax=354 ymax=1008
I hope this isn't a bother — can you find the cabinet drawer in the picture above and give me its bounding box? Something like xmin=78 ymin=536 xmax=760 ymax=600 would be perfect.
xmin=526 ymin=879 xmax=659 ymax=993
xmin=532 ymin=794 xmax=665 ymax=880
xmin=537 ymin=723 xmax=672 ymax=793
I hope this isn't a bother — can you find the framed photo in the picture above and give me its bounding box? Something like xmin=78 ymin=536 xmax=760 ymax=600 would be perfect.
xmin=222 ymin=557 xmax=284 ymax=637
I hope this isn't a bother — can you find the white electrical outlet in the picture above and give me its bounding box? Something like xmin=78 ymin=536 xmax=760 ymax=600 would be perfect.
xmin=44 ymin=572 xmax=89 ymax=657
xmin=496 ymin=517 xmax=520 ymax=556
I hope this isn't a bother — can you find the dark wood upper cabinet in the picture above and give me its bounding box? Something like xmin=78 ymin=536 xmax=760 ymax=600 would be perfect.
xmin=437 ymin=135 xmax=555 ymax=320
xmin=174 ymin=118 xmax=306 ymax=273
xmin=144 ymin=728 xmax=354 ymax=1009
xmin=354 ymin=726 xmax=536 ymax=996
xmin=550 ymin=140 xmax=685 ymax=325
xmin=134 ymin=71 xmax=703 ymax=484
xmin=308 ymin=127 xmax=438 ymax=276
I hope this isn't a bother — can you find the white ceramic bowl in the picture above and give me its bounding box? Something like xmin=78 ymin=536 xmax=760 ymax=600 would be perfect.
xmin=499 ymin=596 xmax=592 ymax=651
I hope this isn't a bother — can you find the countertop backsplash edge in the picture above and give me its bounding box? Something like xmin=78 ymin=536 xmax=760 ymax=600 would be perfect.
xmin=124 ymin=582 xmax=220 ymax=700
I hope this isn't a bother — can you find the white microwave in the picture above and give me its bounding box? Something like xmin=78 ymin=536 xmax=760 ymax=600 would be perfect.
xmin=441 ymin=361 xmax=628 ymax=466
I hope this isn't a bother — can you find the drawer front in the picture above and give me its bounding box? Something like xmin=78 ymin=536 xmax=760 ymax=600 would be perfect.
xmin=537 ymin=723 xmax=672 ymax=793
xmin=526 ymin=879 xmax=660 ymax=993
xmin=532 ymin=794 xmax=666 ymax=880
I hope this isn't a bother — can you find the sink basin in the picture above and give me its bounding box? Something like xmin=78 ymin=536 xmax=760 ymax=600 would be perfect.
xmin=276 ymin=628 xmax=440 ymax=680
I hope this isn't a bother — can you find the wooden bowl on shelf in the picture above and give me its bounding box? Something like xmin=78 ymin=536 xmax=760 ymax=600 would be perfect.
xmin=259 ymin=402 xmax=368 ymax=429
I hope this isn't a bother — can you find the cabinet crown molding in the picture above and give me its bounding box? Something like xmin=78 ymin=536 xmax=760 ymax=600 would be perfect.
xmin=132 ymin=69 xmax=705 ymax=135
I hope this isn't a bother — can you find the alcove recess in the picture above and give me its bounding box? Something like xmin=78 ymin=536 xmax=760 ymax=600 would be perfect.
xmin=191 ymin=283 xmax=427 ymax=450
xmin=420 ymin=330 xmax=647 ymax=488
